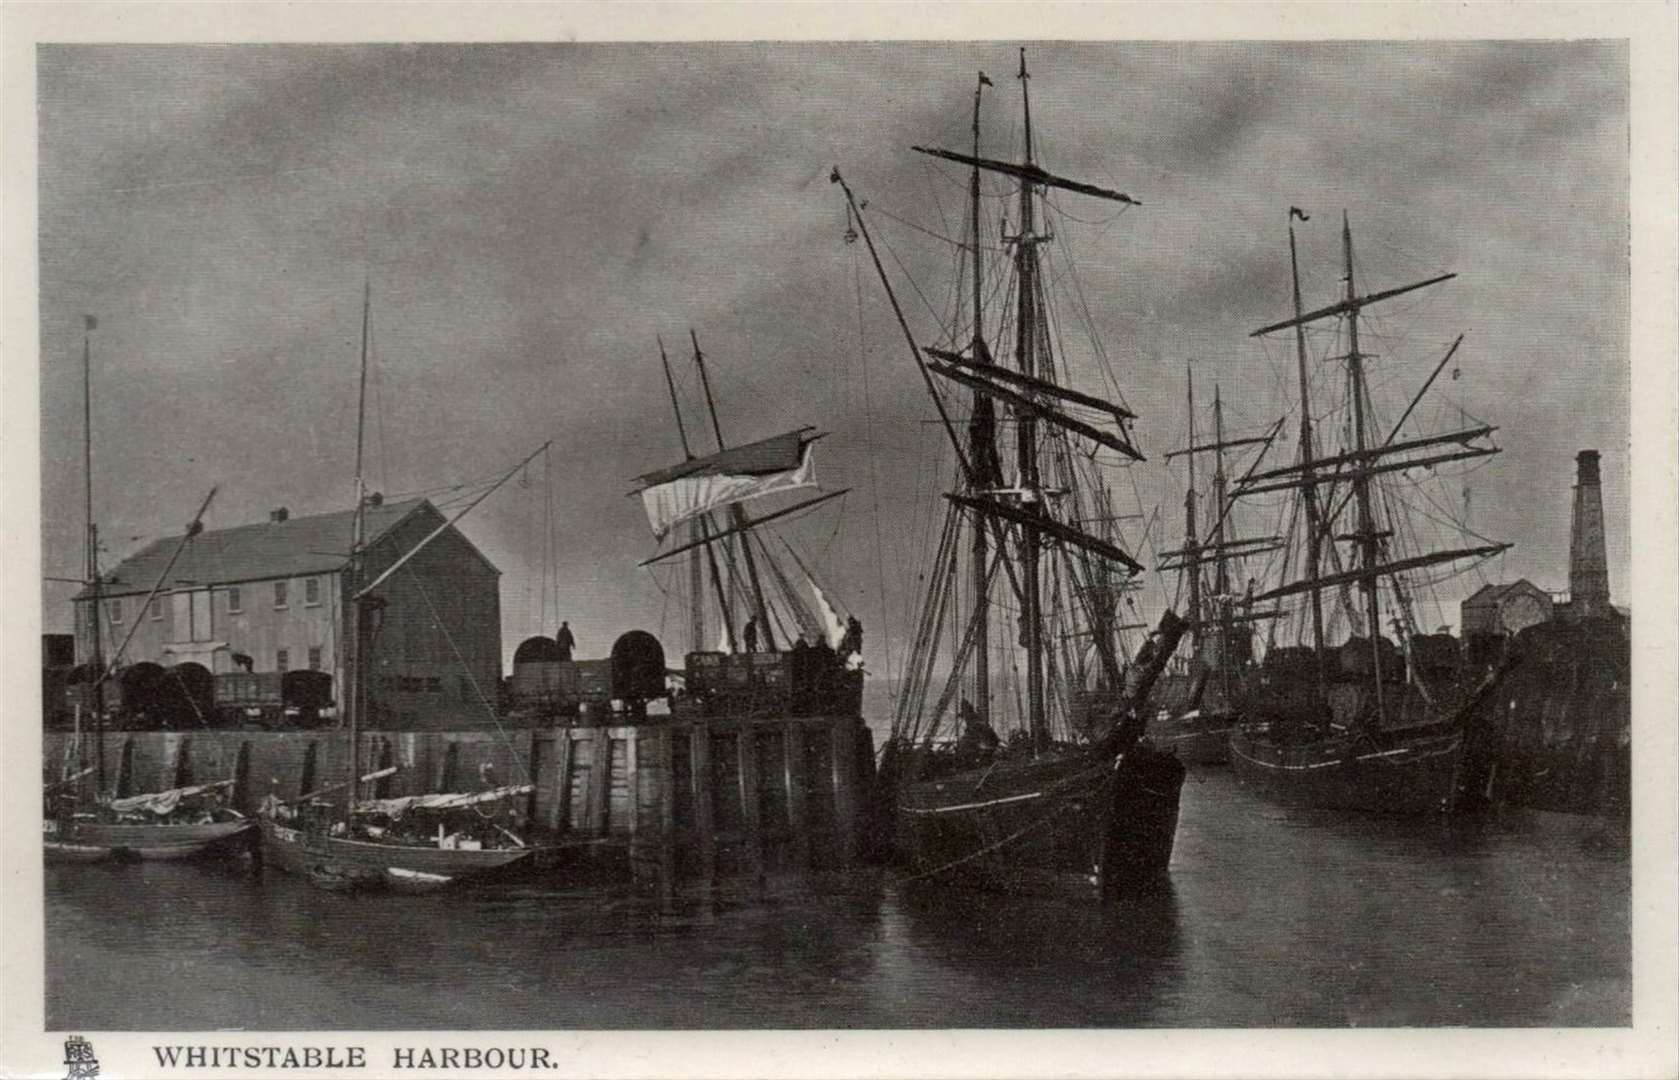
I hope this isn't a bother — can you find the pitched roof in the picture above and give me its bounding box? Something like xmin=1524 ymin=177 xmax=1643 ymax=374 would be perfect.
xmin=1462 ymin=579 xmax=1546 ymax=607
xmin=81 ymin=498 xmax=430 ymax=599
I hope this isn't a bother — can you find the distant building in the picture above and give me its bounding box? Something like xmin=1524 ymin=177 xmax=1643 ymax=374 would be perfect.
xmin=72 ymin=498 xmax=501 ymax=730
xmin=1461 ymin=579 xmax=1553 ymax=639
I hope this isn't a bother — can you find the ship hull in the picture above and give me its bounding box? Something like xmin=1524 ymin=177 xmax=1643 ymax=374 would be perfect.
xmin=49 ymin=818 xmax=254 ymax=861
xmin=894 ymin=742 xmax=1184 ymax=898
xmin=1228 ymin=722 xmax=1465 ymax=814
xmin=260 ymin=818 xmax=532 ymax=890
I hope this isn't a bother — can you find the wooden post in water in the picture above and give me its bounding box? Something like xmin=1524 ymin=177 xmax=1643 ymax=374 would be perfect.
xmin=739 ymin=723 xmax=764 ymax=883
xmin=525 ymin=730 xmax=543 ymax=826
xmin=625 ymin=728 xmax=641 ymax=839
xmin=588 ymin=728 xmax=611 ymax=836
xmin=115 ymin=737 xmax=134 ymax=799
xmin=172 ymin=735 xmax=193 ymax=788
xmin=298 ymin=740 xmax=317 ymax=798
xmin=548 ymin=729 xmax=573 ymax=832
xmin=658 ymin=727 xmax=677 ymax=896
xmin=233 ymin=741 xmax=253 ymax=815
xmin=690 ymin=724 xmax=715 ymax=882
xmin=830 ymin=719 xmax=859 ymax=864
xmin=784 ymin=722 xmax=810 ymax=869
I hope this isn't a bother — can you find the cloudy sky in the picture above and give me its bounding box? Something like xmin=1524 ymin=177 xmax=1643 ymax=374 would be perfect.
xmin=36 ymin=40 xmax=1629 ymax=674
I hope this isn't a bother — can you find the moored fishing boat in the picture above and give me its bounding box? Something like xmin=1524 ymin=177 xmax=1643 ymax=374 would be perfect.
xmin=47 ymin=317 xmax=251 ymax=861
xmin=835 ymin=51 xmax=1187 ymax=897
xmin=254 ymin=286 xmax=558 ymax=894
xmin=260 ymin=781 xmax=537 ymax=891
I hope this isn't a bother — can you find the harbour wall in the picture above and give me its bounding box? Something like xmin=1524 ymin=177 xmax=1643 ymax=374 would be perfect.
xmin=1473 ymin=617 xmax=1630 ymax=818
xmin=45 ymin=713 xmax=877 ymax=876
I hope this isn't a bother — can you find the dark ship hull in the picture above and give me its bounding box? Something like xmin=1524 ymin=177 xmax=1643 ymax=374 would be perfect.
xmin=1228 ymin=720 xmax=1465 ymax=814
xmin=1230 ymin=644 xmax=1515 ymax=815
xmin=894 ymin=741 xmax=1185 ymax=898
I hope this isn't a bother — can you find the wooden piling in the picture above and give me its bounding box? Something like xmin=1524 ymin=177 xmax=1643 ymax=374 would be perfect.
xmin=739 ymin=723 xmax=764 ymax=882
xmin=232 ymin=741 xmax=253 ymax=814
xmin=297 ymin=740 xmax=316 ymax=797
xmin=658 ymin=727 xmax=676 ymax=890
xmin=830 ymin=719 xmax=859 ymax=864
xmin=172 ymin=735 xmax=194 ymax=788
xmin=548 ymin=730 xmax=573 ymax=832
xmin=588 ymin=728 xmax=611 ymax=836
xmin=784 ymin=723 xmax=810 ymax=869
xmin=525 ymin=731 xmax=543 ymax=824
xmin=691 ymin=724 xmax=715 ymax=882
xmin=115 ymin=737 xmax=134 ymax=798
xmin=625 ymin=730 xmax=640 ymax=838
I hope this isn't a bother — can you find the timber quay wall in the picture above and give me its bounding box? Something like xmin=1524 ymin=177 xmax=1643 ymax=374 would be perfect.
xmin=44 ymin=713 xmax=877 ymax=876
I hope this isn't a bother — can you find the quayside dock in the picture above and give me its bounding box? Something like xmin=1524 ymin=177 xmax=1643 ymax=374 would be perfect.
xmin=46 ymin=706 xmax=876 ymax=880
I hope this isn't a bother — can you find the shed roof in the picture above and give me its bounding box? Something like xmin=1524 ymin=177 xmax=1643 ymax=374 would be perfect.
xmin=80 ymin=498 xmax=432 ymax=599
xmin=1462 ymin=579 xmax=1547 ymax=607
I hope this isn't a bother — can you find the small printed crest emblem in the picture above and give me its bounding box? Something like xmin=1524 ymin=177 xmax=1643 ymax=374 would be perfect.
xmin=63 ymin=1034 xmax=99 ymax=1079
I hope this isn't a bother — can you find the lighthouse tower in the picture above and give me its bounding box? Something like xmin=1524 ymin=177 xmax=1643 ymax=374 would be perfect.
xmin=1567 ymin=449 xmax=1611 ymax=619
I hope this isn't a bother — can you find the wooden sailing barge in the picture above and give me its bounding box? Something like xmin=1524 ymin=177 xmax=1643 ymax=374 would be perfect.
xmin=835 ymin=52 xmax=1187 ymax=898
xmin=1228 ymin=212 xmax=1515 ymax=814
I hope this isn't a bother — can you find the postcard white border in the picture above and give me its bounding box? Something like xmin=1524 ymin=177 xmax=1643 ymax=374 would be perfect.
xmin=3 ymin=3 xmax=1674 ymax=1078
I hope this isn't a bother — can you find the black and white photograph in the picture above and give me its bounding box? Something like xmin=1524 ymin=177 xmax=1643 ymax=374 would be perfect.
xmin=3 ymin=4 xmax=1675 ymax=1078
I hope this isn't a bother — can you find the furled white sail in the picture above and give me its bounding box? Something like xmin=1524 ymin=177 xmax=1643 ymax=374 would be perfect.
xmin=108 ymin=779 xmax=233 ymax=816
xmin=355 ymin=784 xmax=534 ymax=819
xmin=641 ymin=442 xmax=817 ymax=541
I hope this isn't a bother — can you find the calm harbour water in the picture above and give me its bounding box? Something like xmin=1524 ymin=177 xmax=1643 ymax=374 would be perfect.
xmin=45 ymin=770 xmax=1629 ymax=1030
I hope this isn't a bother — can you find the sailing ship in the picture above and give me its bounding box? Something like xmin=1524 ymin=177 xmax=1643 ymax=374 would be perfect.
xmin=636 ymin=329 xmax=855 ymax=692
xmin=1149 ymin=373 xmax=1285 ymax=764
xmin=1227 ymin=212 xmax=1517 ymax=813
xmin=833 ymin=51 xmax=1187 ymax=897
xmin=46 ymin=318 xmax=252 ymax=863
xmin=256 ymin=286 xmax=550 ymax=892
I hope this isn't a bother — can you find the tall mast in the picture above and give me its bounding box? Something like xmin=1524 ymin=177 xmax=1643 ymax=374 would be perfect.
xmin=968 ymin=70 xmax=993 ymax=725
xmin=659 ymin=337 xmax=708 ymax=655
xmin=1183 ymin=366 xmax=1202 ymax=661
xmin=1288 ymin=222 xmax=1326 ymax=677
xmin=1013 ymin=47 xmax=1046 ymax=754
xmin=346 ymin=280 xmax=371 ymax=822
xmin=691 ymin=330 xmax=775 ymax=651
xmin=1211 ymin=384 xmax=1232 ymax=700
xmin=1342 ymin=213 xmax=1385 ymax=721
xmin=83 ymin=316 xmax=105 ymax=794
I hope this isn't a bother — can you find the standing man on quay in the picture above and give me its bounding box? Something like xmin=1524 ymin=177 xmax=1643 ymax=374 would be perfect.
xmin=556 ymin=621 xmax=575 ymax=662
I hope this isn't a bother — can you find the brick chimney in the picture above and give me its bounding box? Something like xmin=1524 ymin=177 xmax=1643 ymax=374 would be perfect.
xmin=1568 ymin=450 xmax=1610 ymax=618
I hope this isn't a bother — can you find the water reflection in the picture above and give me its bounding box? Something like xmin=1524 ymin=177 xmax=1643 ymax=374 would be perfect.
xmin=883 ymin=881 xmax=1184 ymax=1027
xmin=46 ymin=771 xmax=1628 ymax=1030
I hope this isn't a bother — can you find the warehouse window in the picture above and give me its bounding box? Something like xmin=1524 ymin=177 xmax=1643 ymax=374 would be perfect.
xmin=276 ymin=648 xmax=289 ymax=674
xmin=108 ymin=599 xmax=123 ymax=623
xmin=274 ymin=581 xmax=288 ymax=608
xmin=227 ymin=586 xmax=242 ymax=613
xmin=149 ymin=597 xmax=163 ymax=621
xmin=308 ymin=646 xmax=322 ymax=670
xmin=304 ymin=577 xmax=320 ymax=606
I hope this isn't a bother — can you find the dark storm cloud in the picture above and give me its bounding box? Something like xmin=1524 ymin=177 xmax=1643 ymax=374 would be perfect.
xmin=37 ymin=41 xmax=1630 ymax=663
